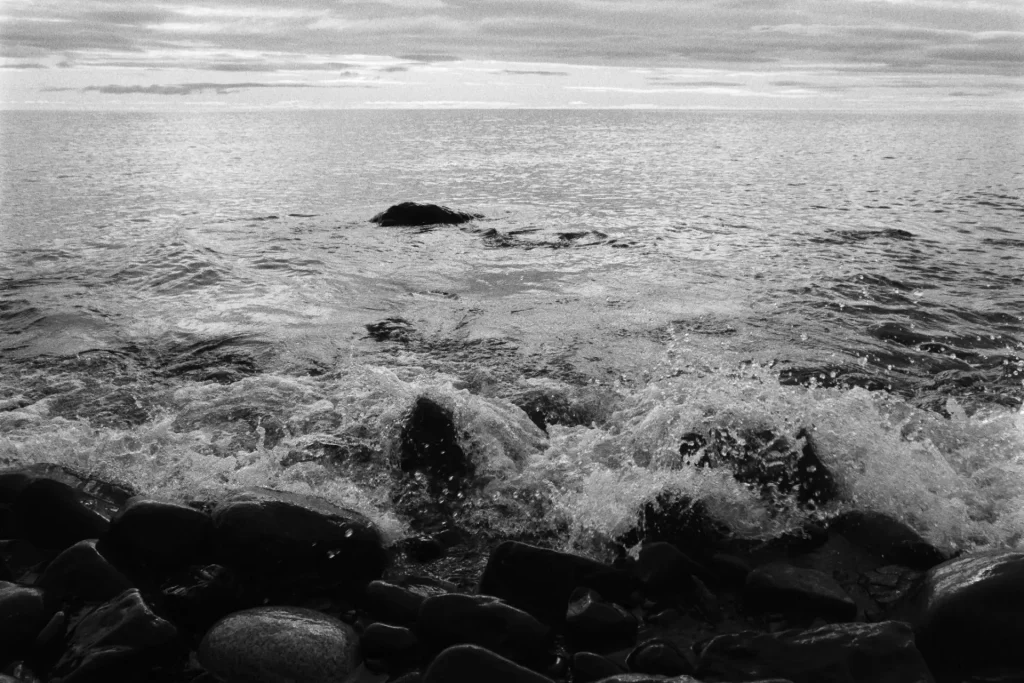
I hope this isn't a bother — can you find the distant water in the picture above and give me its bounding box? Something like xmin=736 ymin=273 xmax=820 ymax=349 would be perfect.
xmin=1 ymin=110 xmax=1022 ymax=553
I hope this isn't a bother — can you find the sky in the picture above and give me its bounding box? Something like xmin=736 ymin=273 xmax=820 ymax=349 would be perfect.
xmin=0 ymin=0 xmax=1021 ymax=110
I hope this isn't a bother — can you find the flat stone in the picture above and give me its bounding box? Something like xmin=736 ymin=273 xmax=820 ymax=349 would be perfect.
xmin=696 ymin=621 xmax=934 ymax=683
xmin=745 ymin=562 xmax=856 ymax=621
xmin=422 ymin=644 xmax=552 ymax=683
xmin=199 ymin=606 xmax=360 ymax=683
xmin=898 ymin=550 xmax=1024 ymax=682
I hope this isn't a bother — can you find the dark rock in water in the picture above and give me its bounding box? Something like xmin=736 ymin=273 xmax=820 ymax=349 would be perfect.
xmin=0 ymin=581 xmax=47 ymax=667
xmin=159 ymin=564 xmax=244 ymax=643
xmin=680 ymin=427 xmax=836 ymax=508
xmin=198 ymin=606 xmax=360 ymax=683
xmin=422 ymin=644 xmax=553 ymax=683
xmin=417 ymin=593 xmax=553 ymax=670
xmin=508 ymin=387 xmax=595 ymax=431
xmin=209 ymin=488 xmax=386 ymax=591
xmin=896 ymin=550 xmax=1024 ymax=683
xmin=361 ymin=622 xmax=418 ymax=673
xmin=479 ymin=541 xmax=635 ymax=626
xmin=565 ymin=588 xmax=638 ymax=654
xmin=38 ymin=539 xmax=133 ymax=606
xmin=573 ymin=651 xmax=625 ymax=683
xmin=370 ymin=202 xmax=482 ymax=227
xmin=8 ymin=478 xmax=110 ymax=550
xmin=101 ymin=497 xmax=212 ymax=572
xmin=364 ymin=579 xmax=442 ymax=627
xmin=49 ymin=588 xmax=178 ymax=683
xmin=626 ymin=639 xmax=695 ymax=676
xmin=366 ymin=317 xmax=415 ymax=342
xmin=830 ymin=511 xmax=946 ymax=570
xmin=400 ymin=397 xmax=472 ymax=497
xmin=619 ymin=494 xmax=730 ymax=554
xmin=696 ymin=621 xmax=934 ymax=683
xmin=634 ymin=542 xmax=710 ymax=596
xmin=744 ymin=562 xmax=857 ymax=622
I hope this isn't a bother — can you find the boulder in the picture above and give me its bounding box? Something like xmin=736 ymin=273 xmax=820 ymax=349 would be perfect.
xmin=565 ymin=588 xmax=638 ymax=653
xmin=49 ymin=588 xmax=178 ymax=683
xmin=626 ymin=639 xmax=695 ymax=677
xmin=898 ymin=550 xmax=1024 ymax=682
xmin=744 ymin=562 xmax=857 ymax=622
xmin=8 ymin=478 xmax=109 ymax=550
xmin=417 ymin=593 xmax=553 ymax=670
xmin=400 ymin=397 xmax=472 ymax=497
xmin=573 ymin=651 xmax=625 ymax=683
xmin=695 ymin=621 xmax=934 ymax=683
xmin=422 ymin=644 xmax=552 ymax=683
xmin=830 ymin=511 xmax=946 ymax=570
xmin=209 ymin=488 xmax=386 ymax=590
xmin=370 ymin=202 xmax=482 ymax=227
xmin=102 ymin=497 xmax=212 ymax=571
xmin=198 ymin=606 xmax=360 ymax=683
xmin=38 ymin=539 xmax=133 ymax=606
xmin=618 ymin=494 xmax=730 ymax=554
xmin=361 ymin=622 xmax=418 ymax=673
xmin=364 ymin=580 xmax=448 ymax=627
xmin=0 ymin=582 xmax=47 ymax=666
xmin=634 ymin=542 xmax=710 ymax=596
xmin=159 ymin=564 xmax=244 ymax=641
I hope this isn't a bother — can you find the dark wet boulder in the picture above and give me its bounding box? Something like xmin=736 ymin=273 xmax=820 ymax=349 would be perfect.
xmin=479 ymin=541 xmax=635 ymax=626
xmin=209 ymin=488 xmax=386 ymax=591
xmin=371 ymin=202 xmax=482 ymax=227
xmin=361 ymin=622 xmax=418 ymax=673
xmin=618 ymin=493 xmax=730 ymax=554
xmin=159 ymin=564 xmax=244 ymax=642
xmin=0 ymin=539 xmax=53 ymax=584
xmin=626 ymin=638 xmax=695 ymax=677
xmin=38 ymin=539 xmax=133 ymax=606
xmin=896 ymin=550 xmax=1024 ymax=683
xmin=198 ymin=606 xmax=360 ymax=683
xmin=49 ymin=588 xmax=178 ymax=683
xmin=366 ymin=317 xmax=415 ymax=342
xmin=565 ymin=588 xmax=638 ymax=653
xmin=830 ymin=510 xmax=946 ymax=570
xmin=364 ymin=579 xmax=450 ymax=627
xmin=417 ymin=593 xmax=554 ymax=670
xmin=7 ymin=478 xmax=110 ymax=550
xmin=508 ymin=386 xmax=596 ymax=431
xmin=101 ymin=497 xmax=212 ymax=572
xmin=400 ymin=397 xmax=472 ymax=497
xmin=679 ymin=427 xmax=837 ymax=508
xmin=422 ymin=644 xmax=553 ymax=683
xmin=0 ymin=581 xmax=47 ymax=667
xmin=573 ymin=651 xmax=625 ymax=682
xmin=695 ymin=621 xmax=934 ymax=683
xmin=744 ymin=561 xmax=857 ymax=622
xmin=634 ymin=542 xmax=711 ymax=596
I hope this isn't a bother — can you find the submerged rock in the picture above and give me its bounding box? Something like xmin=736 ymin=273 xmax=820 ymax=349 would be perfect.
xmin=696 ymin=621 xmax=934 ymax=683
xmin=370 ymin=202 xmax=482 ymax=227
xmin=199 ymin=606 xmax=359 ymax=683
xmin=898 ymin=550 xmax=1024 ymax=683
xmin=400 ymin=396 xmax=473 ymax=496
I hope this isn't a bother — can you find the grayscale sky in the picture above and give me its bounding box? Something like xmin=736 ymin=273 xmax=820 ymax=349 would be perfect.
xmin=1 ymin=0 xmax=1021 ymax=109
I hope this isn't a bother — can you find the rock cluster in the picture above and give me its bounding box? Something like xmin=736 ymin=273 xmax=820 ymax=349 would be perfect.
xmin=1 ymin=446 xmax=1022 ymax=681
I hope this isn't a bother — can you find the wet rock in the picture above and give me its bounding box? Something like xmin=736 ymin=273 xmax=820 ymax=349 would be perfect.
xmin=479 ymin=541 xmax=635 ymax=625
xmin=508 ymin=387 xmax=595 ymax=431
xmin=695 ymin=620 xmax=933 ymax=683
xmin=209 ymin=488 xmax=386 ymax=591
xmin=573 ymin=651 xmax=625 ymax=683
xmin=619 ymin=494 xmax=730 ymax=554
xmin=626 ymin=639 xmax=695 ymax=676
xmin=400 ymin=397 xmax=472 ymax=497
xmin=417 ymin=593 xmax=553 ymax=670
xmin=830 ymin=511 xmax=946 ymax=570
xmin=634 ymin=542 xmax=710 ymax=596
xmin=102 ymin=497 xmax=212 ymax=572
xmin=159 ymin=564 xmax=244 ymax=643
xmin=370 ymin=202 xmax=482 ymax=227
xmin=422 ymin=644 xmax=552 ymax=683
xmin=361 ymin=622 xmax=418 ymax=673
xmin=364 ymin=580 xmax=447 ymax=627
xmin=587 ymin=675 xmax=701 ymax=682
xmin=49 ymin=588 xmax=178 ymax=683
xmin=565 ymin=588 xmax=638 ymax=653
xmin=0 ymin=540 xmax=52 ymax=585
xmin=898 ymin=550 xmax=1024 ymax=683
xmin=745 ymin=561 xmax=856 ymax=622
xmin=679 ymin=427 xmax=837 ymax=508
xmin=199 ymin=607 xmax=359 ymax=683
xmin=38 ymin=539 xmax=133 ymax=606
xmin=0 ymin=582 xmax=47 ymax=666
xmin=366 ymin=317 xmax=415 ymax=343
xmin=8 ymin=478 xmax=109 ymax=550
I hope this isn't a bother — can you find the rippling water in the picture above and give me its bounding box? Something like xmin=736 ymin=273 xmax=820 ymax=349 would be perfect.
xmin=1 ymin=110 xmax=1022 ymax=553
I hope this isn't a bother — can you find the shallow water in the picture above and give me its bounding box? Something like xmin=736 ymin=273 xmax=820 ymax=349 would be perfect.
xmin=1 ymin=110 xmax=1022 ymax=555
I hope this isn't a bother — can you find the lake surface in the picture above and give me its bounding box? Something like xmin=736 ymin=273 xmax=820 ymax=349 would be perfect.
xmin=1 ymin=109 xmax=1022 ymax=553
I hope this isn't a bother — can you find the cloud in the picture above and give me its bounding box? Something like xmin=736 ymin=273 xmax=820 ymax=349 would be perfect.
xmin=499 ymin=69 xmax=569 ymax=76
xmin=71 ymin=81 xmax=339 ymax=96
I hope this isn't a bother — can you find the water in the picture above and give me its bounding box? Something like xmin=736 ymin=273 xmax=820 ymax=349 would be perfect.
xmin=1 ymin=109 xmax=1022 ymax=554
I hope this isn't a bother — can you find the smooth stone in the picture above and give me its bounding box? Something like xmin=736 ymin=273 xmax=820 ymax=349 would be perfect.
xmin=479 ymin=541 xmax=635 ymax=625
xmin=9 ymin=478 xmax=109 ymax=550
xmin=573 ymin=651 xmax=625 ymax=683
xmin=417 ymin=593 xmax=553 ymax=670
xmin=898 ymin=550 xmax=1024 ymax=683
xmin=626 ymin=639 xmax=695 ymax=677
xmin=38 ymin=539 xmax=133 ymax=605
xmin=361 ymin=622 xmax=418 ymax=672
xmin=566 ymin=588 xmax=638 ymax=654
xmin=634 ymin=542 xmax=710 ymax=595
xmin=422 ymin=644 xmax=552 ymax=683
xmin=745 ymin=562 xmax=857 ymax=621
xmin=210 ymin=488 xmax=386 ymax=585
xmin=199 ymin=606 xmax=360 ymax=683
xmin=695 ymin=621 xmax=934 ymax=683
xmin=102 ymin=497 xmax=212 ymax=570
xmin=370 ymin=202 xmax=482 ymax=227
xmin=159 ymin=564 xmax=244 ymax=638
xmin=364 ymin=580 xmax=447 ymax=627
xmin=0 ymin=581 xmax=47 ymax=665
xmin=49 ymin=588 xmax=177 ymax=683
xmin=831 ymin=511 xmax=947 ymax=570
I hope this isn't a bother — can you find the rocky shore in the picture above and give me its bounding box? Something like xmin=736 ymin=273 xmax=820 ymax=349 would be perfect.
xmin=2 ymin=390 xmax=1022 ymax=683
